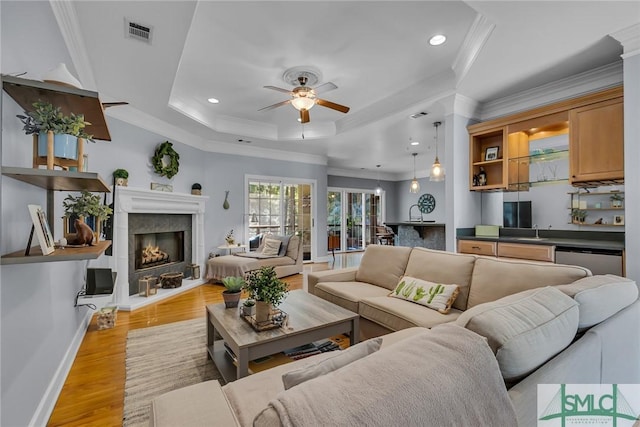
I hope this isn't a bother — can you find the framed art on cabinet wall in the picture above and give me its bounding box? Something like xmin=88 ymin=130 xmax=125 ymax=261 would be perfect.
xmin=485 ymin=146 xmax=499 ymax=161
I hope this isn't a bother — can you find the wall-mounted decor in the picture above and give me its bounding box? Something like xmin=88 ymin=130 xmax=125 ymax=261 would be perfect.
xmin=223 ymin=190 xmax=230 ymax=209
xmin=152 ymin=141 xmax=180 ymax=178
xmin=417 ymin=193 xmax=436 ymax=214
xmin=150 ymin=182 xmax=173 ymax=192
xmin=27 ymin=204 xmax=55 ymax=255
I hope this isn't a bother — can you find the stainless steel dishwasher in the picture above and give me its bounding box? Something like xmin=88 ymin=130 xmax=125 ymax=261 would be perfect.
xmin=555 ymin=246 xmax=624 ymax=276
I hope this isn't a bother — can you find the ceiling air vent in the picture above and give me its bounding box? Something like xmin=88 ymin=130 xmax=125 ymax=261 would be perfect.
xmin=125 ymin=19 xmax=153 ymax=44
xmin=410 ymin=112 xmax=429 ymax=119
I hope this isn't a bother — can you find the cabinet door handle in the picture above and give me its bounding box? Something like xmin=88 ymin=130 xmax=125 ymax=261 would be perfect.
xmin=472 ymin=246 xmax=481 ymax=250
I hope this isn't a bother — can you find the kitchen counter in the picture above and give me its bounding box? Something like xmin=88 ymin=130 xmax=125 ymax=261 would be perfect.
xmin=386 ymin=222 xmax=445 ymax=250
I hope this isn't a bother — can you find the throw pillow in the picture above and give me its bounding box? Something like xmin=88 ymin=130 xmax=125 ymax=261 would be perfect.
xmin=455 ymin=286 xmax=579 ymax=382
xmin=261 ymin=238 xmax=282 ymax=257
xmin=390 ymin=276 xmax=459 ymax=314
xmin=282 ymin=337 xmax=382 ymax=390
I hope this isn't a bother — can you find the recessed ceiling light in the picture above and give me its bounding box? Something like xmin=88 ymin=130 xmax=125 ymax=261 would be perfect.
xmin=411 ymin=141 xmax=420 ymax=146
xmin=207 ymin=98 xmax=219 ymax=104
xmin=429 ymin=34 xmax=446 ymax=46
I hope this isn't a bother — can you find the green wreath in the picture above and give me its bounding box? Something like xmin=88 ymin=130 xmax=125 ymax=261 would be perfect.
xmin=152 ymin=141 xmax=180 ymax=179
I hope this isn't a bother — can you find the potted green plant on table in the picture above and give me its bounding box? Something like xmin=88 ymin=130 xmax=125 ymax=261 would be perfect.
xmin=113 ymin=169 xmax=129 ymax=186
xmin=244 ymin=266 xmax=289 ymax=323
xmin=225 ymin=229 xmax=235 ymax=245
xmin=241 ymin=299 xmax=256 ymax=317
xmin=63 ymin=190 xmax=112 ymax=242
xmin=221 ymin=276 xmax=245 ymax=308
xmin=17 ymin=101 xmax=93 ymax=169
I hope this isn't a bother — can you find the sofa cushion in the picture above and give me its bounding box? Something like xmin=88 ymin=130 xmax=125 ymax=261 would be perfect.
xmin=285 ymin=235 xmax=300 ymax=260
xmin=261 ymin=238 xmax=282 ymax=256
xmin=390 ymin=276 xmax=459 ymax=314
xmin=404 ymin=248 xmax=476 ymax=310
xmin=467 ymin=257 xmax=591 ymax=309
xmin=359 ymin=296 xmax=462 ymax=331
xmin=282 ymin=337 xmax=382 ymax=390
xmin=355 ymin=245 xmax=412 ymax=290
xmin=314 ymin=281 xmax=391 ymax=313
xmin=456 ymin=286 xmax=579 ymax=381
xmin=554 ymin=274 xmax=638 ymax=330
xmin=259 ymin=234 xmax=291 ymax=256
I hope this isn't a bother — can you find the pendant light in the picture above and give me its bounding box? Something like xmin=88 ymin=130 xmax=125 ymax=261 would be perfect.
xmin=430 ymin=121 xmax=444 ymax=182
xmin=410 ymin=153 xmax=420 ymax=193
xmin=375 ymin=165 xmax=383 ymax=195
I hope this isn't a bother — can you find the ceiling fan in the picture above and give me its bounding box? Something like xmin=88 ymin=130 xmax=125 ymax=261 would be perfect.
xmin=259 ymin=71 xmax=350 ymax=123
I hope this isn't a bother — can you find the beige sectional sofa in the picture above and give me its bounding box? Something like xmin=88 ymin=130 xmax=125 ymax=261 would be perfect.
xmin=151 ymin=244 xmax=640 ymax=427
xmin=308 ymin=245 xmax=592 ymax=339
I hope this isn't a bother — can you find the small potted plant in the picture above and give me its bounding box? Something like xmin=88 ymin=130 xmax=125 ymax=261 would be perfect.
xmin=221 ymin=276 xmax=245 ymax=308
xmin=191 ymin=183 xmax=202 ymax=195
xmin=17 ymin=101 xmax=93 ymax=165
xmin=63 ymin=190 xmax=113 ymax=241
xmin=571 ymin=208 xmax=587 ymax=224
xmin=242 ymin=299 xmax=256 ymax=317
xmin=113 ymin=169 xmax=129 ymax=186
xmin=225 ymin=229 xmax=235 ymax=245
xmin=244 ymin=266 xmax=289 ymax=323
xmin=610 ymin=192 xmax=624 ymax=208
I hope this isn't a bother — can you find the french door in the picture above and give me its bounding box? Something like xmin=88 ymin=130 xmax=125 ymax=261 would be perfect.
xmin=328 ymin=187 xmax=384 ymax=252
xmin=246 ymin=177 xmax=314 ymax=261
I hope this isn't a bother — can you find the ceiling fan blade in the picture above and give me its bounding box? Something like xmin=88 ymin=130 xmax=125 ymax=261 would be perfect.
xmin=264 ymin=85 xmax=293 ymax=94
xmin=313 ymin=82 xmax=338 ymax=95
xmin=102 ymin=102 xmax=129 ymax=108
xmin=258 ymin=99 xmax=291 ymax=111
xmin=316 ymin=98 xmax=350 ymax=113
xmin=300 ymin=109 xmax=310 ymax=123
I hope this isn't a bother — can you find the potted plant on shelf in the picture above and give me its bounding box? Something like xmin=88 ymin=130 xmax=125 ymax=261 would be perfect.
xmin=113 ymin=169 xmax=129 ymax=186
xmin=191 ymin=183 xmax=202 ymax=195
xmin=221 ymin=276 xmax=245 ymax=308
xmin=242 ymin=299 xmax=256 ymax=317
xmin=244 ymin=266 xmax=289 ymax=323
xmin=610 ymin=192 xmax=624 ymax=208
xmin=571 ymin=208 xmax=587 ymax=224
xmin=17 ymin=101 xmax=93 ymax=168
xmin=63 ymin=190 xmax=112 ymax=242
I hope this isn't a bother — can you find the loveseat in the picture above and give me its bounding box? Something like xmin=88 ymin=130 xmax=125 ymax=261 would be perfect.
xmin=151 ymin=245 xmax=640 ymax=427
xmin=206 ymin=234 xmax=303 ymax=282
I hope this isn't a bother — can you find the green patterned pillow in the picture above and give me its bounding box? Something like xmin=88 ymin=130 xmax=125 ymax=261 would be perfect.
xmin=390 ymin=276 xmax=460 ymax=314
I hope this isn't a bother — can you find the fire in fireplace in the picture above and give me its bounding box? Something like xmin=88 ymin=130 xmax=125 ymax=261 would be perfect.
xmin=134 ymin=231 xmax=184 ymax=271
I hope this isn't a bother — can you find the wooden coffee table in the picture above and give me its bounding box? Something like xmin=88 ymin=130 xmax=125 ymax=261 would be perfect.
xmin=206 ymin=290 xmax=359 ymax=382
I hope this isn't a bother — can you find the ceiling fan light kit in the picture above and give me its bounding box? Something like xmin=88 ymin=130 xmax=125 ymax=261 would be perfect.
xmin=260 ymin=67 xmax=350 ymax=124
xmin=430 ymin=121 xmax=445 ymax=182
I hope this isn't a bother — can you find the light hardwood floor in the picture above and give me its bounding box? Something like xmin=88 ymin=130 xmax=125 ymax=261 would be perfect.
xmin=47 ymin=253 xmax=362 ymax=426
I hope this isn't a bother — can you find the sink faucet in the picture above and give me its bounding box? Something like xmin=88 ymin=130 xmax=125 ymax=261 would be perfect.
xmin=533 ymin=224 xmax=539 ymax=239
xmin=409 ymin=204 xmax=423 ymax=222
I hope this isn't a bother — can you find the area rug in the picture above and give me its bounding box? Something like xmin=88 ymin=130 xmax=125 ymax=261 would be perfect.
xmin=123 ymin=318 xmax=219 ymax=427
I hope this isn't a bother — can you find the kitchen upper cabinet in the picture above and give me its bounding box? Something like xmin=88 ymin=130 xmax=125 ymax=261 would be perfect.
xmin=569 ymin=97 xmax=624 ymax=185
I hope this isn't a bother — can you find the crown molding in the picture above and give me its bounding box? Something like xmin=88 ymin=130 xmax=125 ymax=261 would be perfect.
xmin=106 ymin=105 xmax=328 ymax=166
xmin=452 ymin=13 xmax=495 ymax=85
xmin=610 ymin=23 xmax=640 ymax=59
xmin=49 ymin=0 xmax=97 ymax=91
xmin=479 ymin=61 xmax=623 ymax=121
xmin=327 ymin=167 xmax=401 ymax=181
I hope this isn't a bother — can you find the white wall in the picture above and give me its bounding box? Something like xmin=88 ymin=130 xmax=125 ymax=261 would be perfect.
xmin=392 ymin=178 xmax=446 ymax=223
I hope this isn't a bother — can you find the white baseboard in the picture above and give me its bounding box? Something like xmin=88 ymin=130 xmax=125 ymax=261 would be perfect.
xmin=28 ymin=309 xmax=93 ymax=427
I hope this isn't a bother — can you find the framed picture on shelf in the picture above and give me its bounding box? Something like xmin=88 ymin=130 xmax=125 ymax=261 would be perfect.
xmin=27 ymin=204 xmax=55 ymax=255
xmin=485 ymin=146 xmax=499 ymax=161
xmin=614 ymin=215 xmax=624 ymax=225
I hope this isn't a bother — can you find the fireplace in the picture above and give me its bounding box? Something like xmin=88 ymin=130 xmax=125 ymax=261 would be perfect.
xmin=112 ymin=187 xmax=208 ymax=310
xmin=128 ymin=213 xmax=192 ymax=296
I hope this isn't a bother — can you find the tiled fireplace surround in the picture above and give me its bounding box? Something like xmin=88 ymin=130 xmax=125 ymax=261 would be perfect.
xmin=112 ymin=187 xmax=208 ymax=311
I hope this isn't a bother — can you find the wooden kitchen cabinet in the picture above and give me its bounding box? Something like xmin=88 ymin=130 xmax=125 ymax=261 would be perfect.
xmin=468 ymin=127 xmax=507 ymax=191
xmin=569 ymin=97 xmax=624 ymax=185
xmin=457 ymin=239 xmax=497 ymax=256
xmin=497 ymin=242 xmax=555 ymax=262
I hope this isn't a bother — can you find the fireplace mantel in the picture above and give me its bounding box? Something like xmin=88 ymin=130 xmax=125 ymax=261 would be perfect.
xmin=112 ymin=187 xmax=209 ymax=310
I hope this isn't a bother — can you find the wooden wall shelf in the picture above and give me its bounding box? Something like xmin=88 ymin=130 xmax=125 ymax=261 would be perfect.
xmin=2 ymin=167 xmax=110 ymax=192
xmin=1 ymin=240 xmax=111 ymax=265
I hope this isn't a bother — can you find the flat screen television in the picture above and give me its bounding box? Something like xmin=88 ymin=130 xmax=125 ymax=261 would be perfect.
xmin=503 ymin=201 xmax=532 ymax=228
xmin=86 ymin=268 xmax=116 ymax=296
